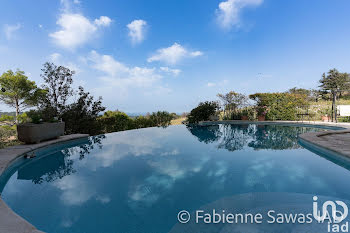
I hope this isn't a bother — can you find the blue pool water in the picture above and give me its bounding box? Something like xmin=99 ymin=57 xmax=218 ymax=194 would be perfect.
xmin=1 ymin=124 xmax=350 ymax=233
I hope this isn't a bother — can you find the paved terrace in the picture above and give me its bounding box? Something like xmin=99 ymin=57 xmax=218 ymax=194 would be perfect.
xmin=0 ymin=134 xmax=88 ymax=233
xmin=1 ymin=121 xmax=350 ymax=232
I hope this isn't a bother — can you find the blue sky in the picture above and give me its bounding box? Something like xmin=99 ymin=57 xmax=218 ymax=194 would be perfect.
xmin=1 ymin=0 xmax=350 ymax=113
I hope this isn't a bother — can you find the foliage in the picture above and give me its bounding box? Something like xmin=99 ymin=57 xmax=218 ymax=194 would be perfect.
xmin=0 ymin=70 xmax=46 ymax=123
xmin=188 ymin=101 xmax=219 ymax=123
xmin=217 ymin=91 xmax=247 ymax=110
xmin=99 ymin=111 xmax=134 ymax=133
xmin=149 ymin=111 xmax=174 ymax=127
xmin=256 ymin=106 xmax=269 ymax=116
xmin=132 ymin=116 xmax=155 ymax=129
xmin=249 ymin=93 xmax=307 ymax=120
xmin=27 ymin=110 xmax=43 ymax=124
xmin=61 ymin=86 xmax=106 ymax=135
xmin=287 ymin=87 xmax=311 ymax=99
xmin=0 ymin=125 xmax=19 ymax=149
xmin=98 ymin=111 xmax=174 ymax=133
xmin=241 ymin=107 xmax=256 ymax=120
xmin=40 ymin=62 xmax=75 ymax=117
xmin=0 ymin=114 xmax=15 ymax=122
xmin=319 ymin=68 xmax=350 ymax=122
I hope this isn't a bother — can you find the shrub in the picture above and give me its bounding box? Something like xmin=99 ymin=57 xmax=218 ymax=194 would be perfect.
xmin=188 ymin=101 xmax=219 ymax=123
xmin=99 ymin=111 xmax=134 ymax=133
xmin=249 ymin=93 xmax=307 ymax=121
xmin=149 ymin=111 xmax=174 ymax=127
xmin=132 ymin=116 xmax=154 ymax=128
xmin=61 ymin=87 xmax=105 ymax=135
xmin=27 ymin=110 xmax=43 ymax=124
xmin=0 ymin=125 xmax=18 ymax=149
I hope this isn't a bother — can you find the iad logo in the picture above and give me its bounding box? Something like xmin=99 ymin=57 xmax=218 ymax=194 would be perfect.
xmin=313 ymin=196 xmax=349 ymax=232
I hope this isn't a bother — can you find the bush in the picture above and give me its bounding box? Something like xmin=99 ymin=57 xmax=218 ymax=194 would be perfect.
xmin=0 ymin=125 xmax=18 ymax=149
xmin=0 ymin=114 xmax=15 ymax=122
xmin=249 ymin=93 xmax=307 ymax=121
xmin=99 ymin=111 xmax=134 ymax=133
xmin=188 ymin=101 xmax=219 ymax=123
xmin=132 ymin=116 xmax=154 ymax=128
xmin=61 ymin=87 xmax=105 ymax=135
xmin=27 ymin=110 xmax=43 ymax=124
xmin=149 ymin=111 xmax=174 ymax=127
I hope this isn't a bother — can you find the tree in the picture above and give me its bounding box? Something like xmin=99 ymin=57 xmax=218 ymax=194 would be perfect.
xmin=61 ymin=86 xmax=106 ymax=135
xmin=319 ymin=69 xmax=350 ymax=122
xmin=40 ymin=62 xmax=75 ymax=117
xmin=217 ymin=91 xmax=248 ymax=118
xmin=149 ymin=111 xmax=174 ymax=127
xmin=0 ymin=70 xmax=46 ymax=123
xmin=287 ymin=87 xmax=311 ymax=100
xmin=249 ymin=93 xmax=307 ymax=121
xmin=187 ymin=101 xmax=219 ymax=123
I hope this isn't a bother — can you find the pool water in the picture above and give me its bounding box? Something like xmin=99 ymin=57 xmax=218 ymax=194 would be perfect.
xmin=1 ymin=124 xmax=350 ymax=233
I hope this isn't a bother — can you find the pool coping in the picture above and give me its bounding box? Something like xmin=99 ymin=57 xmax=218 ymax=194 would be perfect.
xmin=0 ymin=134 xmax=89 ymax=233
xmin=1 ymin=121 xmax=350 ymax=233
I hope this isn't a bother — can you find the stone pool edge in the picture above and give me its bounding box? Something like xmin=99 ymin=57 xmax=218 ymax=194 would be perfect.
xmin=0 ymin=134 xmax=88 ymax=233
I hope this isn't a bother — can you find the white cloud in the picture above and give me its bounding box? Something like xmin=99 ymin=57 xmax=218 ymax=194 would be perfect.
xmin=54 ymin=175 xmax=96 ymax=206
xmin=207 ymin=79 xmax=229 ymax=87
xmin=160 ymin=67 xmax=181 ymax=76
xmin=49 ymin=52 xmax=62 ymax=62
xmin=48 ymin=52 xmax=81 ymax=73
xmin=94 ymin=16 xmax=112 ymax=26
xmin=89 ymin=50 xmax=163 ymax=91
xmin=127 ymin=19 xmax=147 ymax=44
xmin=147 ymin=43 xmax=203 ymax=65
xmin=4 ymin=23 xmax=21 ymax=40
xmin=216 ymin=0 xmax=263 ymax=29
xmin=50 ymin=1 xmax=112 ymax=49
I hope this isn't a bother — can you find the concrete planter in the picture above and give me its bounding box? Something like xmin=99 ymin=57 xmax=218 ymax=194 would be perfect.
xmin=17 ymin=122 xmax=65 ymax=144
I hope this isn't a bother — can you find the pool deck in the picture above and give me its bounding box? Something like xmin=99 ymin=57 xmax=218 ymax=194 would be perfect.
xmin=0 ymin=134 xmax=88 ymax=233
xmin=1 ymin=122 xmax=350 ymax=232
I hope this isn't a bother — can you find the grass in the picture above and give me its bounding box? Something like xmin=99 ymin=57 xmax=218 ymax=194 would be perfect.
xmin=171 ymin=117 xmax=186 ymax=125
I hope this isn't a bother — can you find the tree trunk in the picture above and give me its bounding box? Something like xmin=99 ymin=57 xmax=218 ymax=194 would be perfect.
xmin=15 ymin=99 xmax=19 ymax=124
xmin=334 ymin=93 xmax=337 ymax=123
xmin=331 ymin=91 xmax=336 ymax=123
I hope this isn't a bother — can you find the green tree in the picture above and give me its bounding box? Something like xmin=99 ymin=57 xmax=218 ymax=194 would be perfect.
xmin=61 ymin=86 xmax=106 ymax=135
xmin=319 ymin=69 xmax=350 ymax=122
xmin=99 ymin=111 xmax=133 ymax=133
xmin=287 ymin=87 xmax=312 ymax=100
xmin=40 ymin=62 xmax=75 ymax=118
xmin=188 ymin=101 xmax=219 ymax=123
xmin=249 ymin=93 xmax=307 ymax=121
xmin=0 ymin=70 xmax=46 ymax=123
xmin=149 ymin=111 xmax=174 ymax=127
xmin=217 ymin=91 xmax=248 ymax=119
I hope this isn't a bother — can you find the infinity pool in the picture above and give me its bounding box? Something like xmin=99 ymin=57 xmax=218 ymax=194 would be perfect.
xmin=1 ymin=124 xmax=350 ymax=233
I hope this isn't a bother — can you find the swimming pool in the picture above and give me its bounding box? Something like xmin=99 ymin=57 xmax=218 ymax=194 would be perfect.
xmin=1 ymin=124 xmax=350 ymax=233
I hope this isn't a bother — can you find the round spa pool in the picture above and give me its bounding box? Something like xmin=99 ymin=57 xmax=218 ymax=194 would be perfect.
xmin=1 ymin=124 xmax=350 ymax=233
